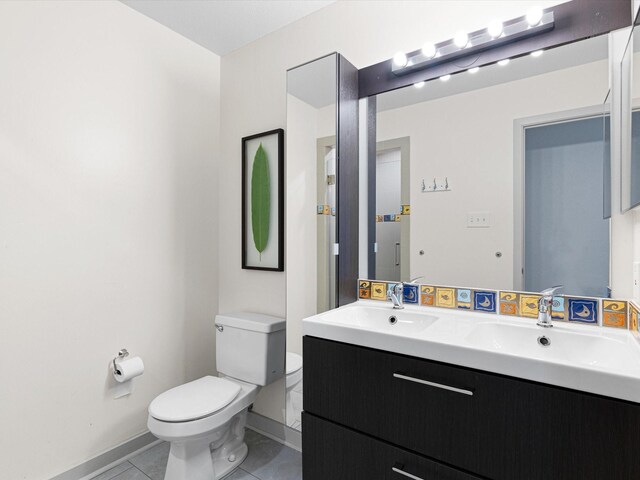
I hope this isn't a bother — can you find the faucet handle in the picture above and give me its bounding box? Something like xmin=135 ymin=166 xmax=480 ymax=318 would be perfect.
xmin=387 ymin=283 xmax=402 ymax=297
xmin=540 ymin=285 xmax=563 ymax=298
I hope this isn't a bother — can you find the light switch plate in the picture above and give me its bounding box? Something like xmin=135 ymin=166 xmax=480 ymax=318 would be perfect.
xmin=467 ymin=212 xmax=491 ymax=228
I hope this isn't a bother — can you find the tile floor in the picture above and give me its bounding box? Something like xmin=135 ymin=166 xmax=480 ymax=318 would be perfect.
xmin=90 ymin=429 xmax=302 ymax=480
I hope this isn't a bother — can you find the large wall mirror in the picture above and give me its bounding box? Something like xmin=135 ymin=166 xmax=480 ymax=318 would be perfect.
xmin=622 ymin=10 xmax=640 ymax=212
xmin=361 ymin=34 xmax=613 ymax=298
xmin=286 ymin=53 xmax=338 ymax=430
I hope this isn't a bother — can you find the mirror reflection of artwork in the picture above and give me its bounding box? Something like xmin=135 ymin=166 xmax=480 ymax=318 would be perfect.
xmin=242 ymin=129 xmax=284 ymax=271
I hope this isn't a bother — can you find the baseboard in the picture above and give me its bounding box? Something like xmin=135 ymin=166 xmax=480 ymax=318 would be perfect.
xmin=50 ymin=414 xmax=299 ymax=480
xmin=246 ymin=411 xmax=302 ymax=452
xmin=50 ymin=432 xmax=160 ymax=480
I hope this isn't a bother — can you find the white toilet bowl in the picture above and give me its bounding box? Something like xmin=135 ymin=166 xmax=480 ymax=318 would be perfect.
xmin=285 ymin=352 xmax=303 ymax=429
xmin=147 ymin=376 xmax=258 ymax=480
xmin=148 ymin=311 xmax=285 ymax=480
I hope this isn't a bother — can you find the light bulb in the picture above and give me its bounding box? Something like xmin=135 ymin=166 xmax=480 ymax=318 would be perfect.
xmin=526 ymin=6 xmax=543 ymax=26
xmin=422 ymin=42 xmax=437 ymax=59
xmin=393 ymin=51 xmax=408 ymax=67
xmin=440 ymin=74 xmax=451 ymax=82
xmin=530 ymin=49 xmax=544 ymax=57
xmin=453 ymin=31 xmax=469 ymax=48
xmin=488 ymin=20 xmax=503 ymax=38
xmin=498 ymin=59 xmax=510 ymax=66
xmin=414 ymin=81 xmax=426 ymax=89
xmin=468 ymin=67 xmax=480 ymax=74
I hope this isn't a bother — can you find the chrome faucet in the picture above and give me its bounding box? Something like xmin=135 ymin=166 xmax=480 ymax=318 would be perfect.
xmin=537 ymin=285 xmax=563 ymax=328
xmin=388 ymin=283 xmax=404 ymax=309
xmin=387 ymin=277 xmax=424 ymax=310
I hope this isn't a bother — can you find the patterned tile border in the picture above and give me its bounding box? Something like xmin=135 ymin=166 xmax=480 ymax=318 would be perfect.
xmin=358 ymin=279 xmax=640 ymax=331
xmin=374 ymin=205 xmax=411 ymax=222
xmin=376 ymin=214 xmax=402 ymax=222
xmin=317 ymin=204 xmax=335 ymax=216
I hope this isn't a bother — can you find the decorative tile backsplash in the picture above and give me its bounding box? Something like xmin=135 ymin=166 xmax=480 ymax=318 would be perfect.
xmin=376 ymin=214 xmax=401 ymax=222
xmin=317 ymin=204 xmax=335 ymax=216
xmin=374 ymin=205 xmax=411 ymax=222
xmin=603 ymin=300 xmax=628 ymax=328
xmin=358 ymin=279 xmax=640 ymax=331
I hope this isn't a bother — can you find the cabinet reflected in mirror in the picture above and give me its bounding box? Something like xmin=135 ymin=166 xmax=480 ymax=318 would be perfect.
xmin=362 ymin=35 xmax=612 ymax=298
xmin=622 ymin=14 xmax=640 ymax=211
xmin=286 ymin=53 xmax=337 ymax=430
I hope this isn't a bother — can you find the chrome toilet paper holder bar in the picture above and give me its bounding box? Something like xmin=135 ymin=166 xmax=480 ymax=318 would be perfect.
xmin=112 ymin=349 xmax=129 ymax=375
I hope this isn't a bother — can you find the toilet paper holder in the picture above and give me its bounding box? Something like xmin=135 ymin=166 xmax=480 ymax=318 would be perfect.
xmin=112 ymin=349 xmax=129 ymax=375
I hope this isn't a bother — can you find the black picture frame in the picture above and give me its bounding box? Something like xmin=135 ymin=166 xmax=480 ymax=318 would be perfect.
xmin=241 ymin=128 xmax=285 ymax=271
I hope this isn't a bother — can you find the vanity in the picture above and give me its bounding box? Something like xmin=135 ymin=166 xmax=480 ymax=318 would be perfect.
xmin=302 ymin=303 xmax=640 ymax=480
xmin=286 ymin=1 xmax=640 ymax=477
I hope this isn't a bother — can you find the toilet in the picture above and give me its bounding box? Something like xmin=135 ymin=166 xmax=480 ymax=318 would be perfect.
xmin=285 ymin=352 xmax=303 ymax=429
xmin=147 ymin=312 xmax=285 ymax=480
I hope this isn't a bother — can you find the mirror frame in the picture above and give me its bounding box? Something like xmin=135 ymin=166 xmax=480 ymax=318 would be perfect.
xmin=356 ymin=0 xmax=631 ymax=292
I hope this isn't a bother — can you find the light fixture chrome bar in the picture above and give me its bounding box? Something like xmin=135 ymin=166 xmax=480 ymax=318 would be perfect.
xmin=392 ymin=11 xmax=554 ymax=76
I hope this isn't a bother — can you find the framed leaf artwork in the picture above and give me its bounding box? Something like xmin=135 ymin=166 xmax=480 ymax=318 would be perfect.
xmin=241 ymin=129 xmax=284 ymax=271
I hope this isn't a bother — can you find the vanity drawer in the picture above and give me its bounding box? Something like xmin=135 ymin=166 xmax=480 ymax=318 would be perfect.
xmin=303 ymin=335 xmax=640 ymax=480
xmin=304 ymin=336 xmax=481 ymax=472
xmin=302 ymin=412 xmax=480 ymax=480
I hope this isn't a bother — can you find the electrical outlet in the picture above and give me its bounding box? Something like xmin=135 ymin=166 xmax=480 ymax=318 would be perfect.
xmin=467 ymin=212 xmax=491 ymax=228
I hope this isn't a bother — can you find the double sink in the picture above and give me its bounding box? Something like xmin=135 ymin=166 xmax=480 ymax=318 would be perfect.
xmin=303 ymin=300 xmax=640 ymax=403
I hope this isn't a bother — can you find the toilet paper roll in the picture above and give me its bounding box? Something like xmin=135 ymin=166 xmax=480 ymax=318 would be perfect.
xmin=113 ymin=356 xmax=144 ymax=383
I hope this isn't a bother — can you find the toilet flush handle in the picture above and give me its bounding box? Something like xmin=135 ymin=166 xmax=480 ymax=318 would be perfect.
xmin=215 ymin=324 xmax=224 ymax=332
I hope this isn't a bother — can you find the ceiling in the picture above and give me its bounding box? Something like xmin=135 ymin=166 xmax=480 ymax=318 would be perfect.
xmin=121 ymin=0 xmax=336 ymax=56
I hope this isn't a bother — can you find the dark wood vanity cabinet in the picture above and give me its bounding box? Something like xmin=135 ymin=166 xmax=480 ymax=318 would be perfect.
xmin=302 ymin=336 xmax=640 ymax=480
xmin=303 ymin=412 xmax=480 ymax=480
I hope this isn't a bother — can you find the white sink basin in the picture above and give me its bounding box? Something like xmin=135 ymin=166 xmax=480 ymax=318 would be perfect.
xmin=303 ymin=300 xmax=640 ymax=403
xmin=313 ymin=303 xmax=438 ymax=335
xmin=466 ymin=322 xmax=640 ymax=375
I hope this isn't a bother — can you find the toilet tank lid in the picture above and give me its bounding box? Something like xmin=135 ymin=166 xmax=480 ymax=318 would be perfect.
xmin=216 ymin=311 xmax=285 ymax=333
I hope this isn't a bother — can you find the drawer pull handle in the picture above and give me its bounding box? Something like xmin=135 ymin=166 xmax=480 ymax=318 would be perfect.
xmin=393 ymin=372 xmax=473 ymax=396
xmin=392 ymin=465 xmax=424 ymax=480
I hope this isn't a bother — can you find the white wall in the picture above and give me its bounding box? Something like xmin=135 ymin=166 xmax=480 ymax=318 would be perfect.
xmin=0 ymin=2 xmax=220 ymax=478
xmin=220 ymin=0 xmax=561 ymax=422
xmin=377 ymin=59 xmax=608 ymax=290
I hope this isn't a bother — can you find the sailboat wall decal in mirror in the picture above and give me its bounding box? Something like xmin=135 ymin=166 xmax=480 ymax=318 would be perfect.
xmin=242 ymin=128 xmax=284 ymax=271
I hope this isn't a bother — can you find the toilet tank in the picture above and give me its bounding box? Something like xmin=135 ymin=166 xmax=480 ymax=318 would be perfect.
xmin=215 ymin=312 xmax=286 ymax=386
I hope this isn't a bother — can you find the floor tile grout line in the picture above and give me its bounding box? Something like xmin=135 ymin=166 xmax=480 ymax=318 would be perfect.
xmin=131 ymin=464 xmax=152 ymax=480
xmin=238 ymin=467 xmax=261 ymax=480
xmin=89 ymin=461 xmax=133 ymax=480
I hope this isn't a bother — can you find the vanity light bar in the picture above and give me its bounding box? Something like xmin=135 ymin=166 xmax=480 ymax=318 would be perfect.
xmin=391 ymin=10 xmax=554 ymax=76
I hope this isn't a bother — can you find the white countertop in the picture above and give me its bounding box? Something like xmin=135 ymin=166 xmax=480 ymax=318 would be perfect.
xmin=302 ymin=300 xmax=640 ymax=403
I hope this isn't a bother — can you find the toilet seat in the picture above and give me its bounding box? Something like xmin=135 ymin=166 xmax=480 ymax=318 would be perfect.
xmin=286 ymin=353 xmax=303 ymax=389
xmin=149 ymin=376 xmax=241 ymax=422
xmin=286 ymin=352 xmax=302 ymax=375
